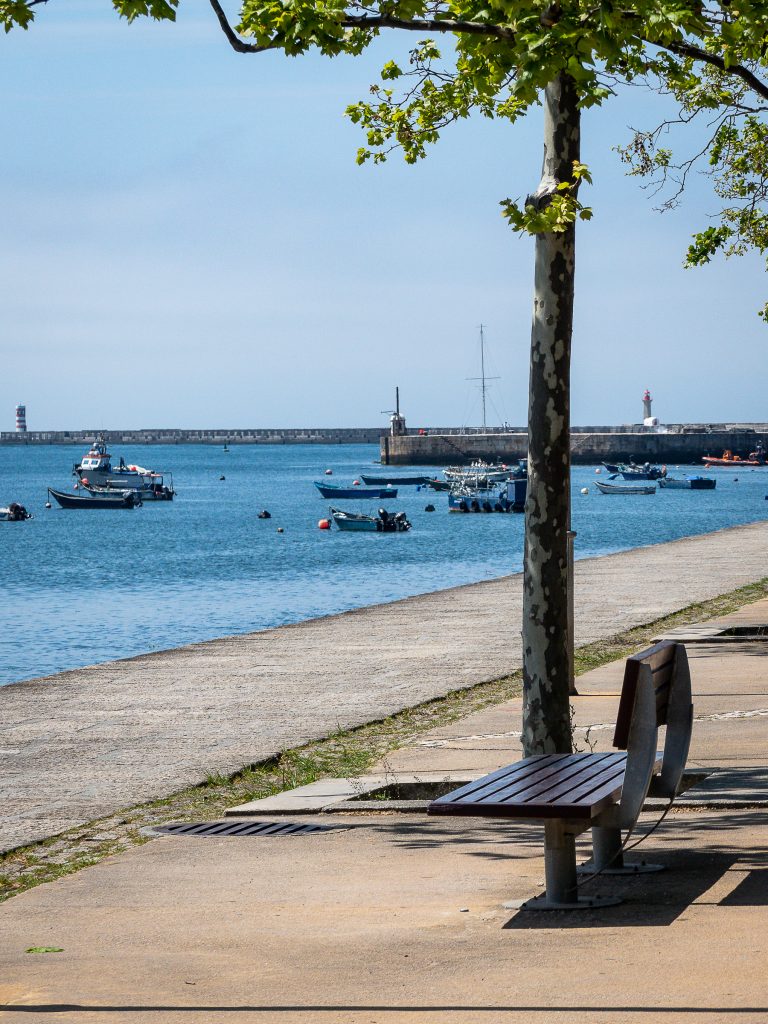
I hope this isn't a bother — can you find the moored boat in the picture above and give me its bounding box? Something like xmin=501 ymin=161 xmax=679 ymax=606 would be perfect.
xmin=595 ymin=480 xmax=656 ymax=495
xmin=444 ymin=459 xmax=526 ymax=488
xmin=360 ymin=474 xmax=434 ymax=486
xmin=48 ymin=487 xmax=142 ymax=509
xmin=659 ymin=476 xmax=716 ymax=490
xmin=314 ymin=482 xmax=398 ymax=499
xmin=448 ymin=478 xmax=527 ymax=512
xmin=619 ymin=463 xmax=664 ymax=481
xmin=73 ymin=436 xmax=174 ymax=497
xmin=1 ymin=502 xmax=32 ymax=521
xmin=703 ymin=442 xmax=766 ymax=467
xmin=81 ymin=478 xmax=174 ymax=501
xmin=330 ymin=507 xmax=411 ymax=532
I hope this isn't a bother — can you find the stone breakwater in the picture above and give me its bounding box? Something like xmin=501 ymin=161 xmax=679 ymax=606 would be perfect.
xmin=3 ymin=423 xmax=768 ymax=461
xmin=382 ymin=425 xmax=768 ymax=465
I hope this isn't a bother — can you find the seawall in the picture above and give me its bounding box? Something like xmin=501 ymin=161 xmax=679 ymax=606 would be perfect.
xmin=381 ymin=425 xmax=768 ymax=465
xmin=0 ymin=427 xmax=387 ymax=446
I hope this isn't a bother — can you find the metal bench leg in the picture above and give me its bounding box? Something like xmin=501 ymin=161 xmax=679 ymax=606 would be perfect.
xmin=517 ymin=821 xmax=622 ymax=911
xmin=576 ymin=825 xmax=665 ymax=876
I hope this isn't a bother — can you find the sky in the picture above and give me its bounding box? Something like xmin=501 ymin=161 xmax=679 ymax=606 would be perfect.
xmin=1 ymin=1 xmax=766 ymax=430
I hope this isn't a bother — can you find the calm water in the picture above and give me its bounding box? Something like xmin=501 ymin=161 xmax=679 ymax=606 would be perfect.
xmin=1 ymin=443 xmax=766 ymax=686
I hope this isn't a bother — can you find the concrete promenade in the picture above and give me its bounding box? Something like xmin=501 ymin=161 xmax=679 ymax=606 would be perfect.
xmin=2 ymin=520 xmax=768 ymax=853
xmin=1 ymin=598 xmax=767 ymax=1022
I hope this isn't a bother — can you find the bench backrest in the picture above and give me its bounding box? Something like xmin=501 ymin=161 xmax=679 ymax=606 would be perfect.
xmin=612 ymin=640 xmax=694 ymax=826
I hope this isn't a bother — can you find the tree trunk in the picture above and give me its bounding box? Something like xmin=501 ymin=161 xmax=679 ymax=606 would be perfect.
xmin=521 ymin=72 xmax=580 ymax=756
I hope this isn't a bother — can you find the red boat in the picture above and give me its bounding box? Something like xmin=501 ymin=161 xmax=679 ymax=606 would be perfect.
xmin=703 ymin=442 xmax=766 ymax=467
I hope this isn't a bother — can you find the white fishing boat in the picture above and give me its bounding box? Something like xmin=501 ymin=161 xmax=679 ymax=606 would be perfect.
xmin=74 ymin=436 xmax=174 ymax=499
xmin=595 ymin=480 xmax=656 ymax=495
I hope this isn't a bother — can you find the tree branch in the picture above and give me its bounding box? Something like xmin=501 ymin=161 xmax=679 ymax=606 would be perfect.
xmin=207 ymin=0 xmax=513 ymax=54
xmin=342 ymin=13 xmax=514 ymax=38
xmin=208 ymin=0 xmax=273 ymax=52
xmin=653 ymin=38 xmax=768 ymax=102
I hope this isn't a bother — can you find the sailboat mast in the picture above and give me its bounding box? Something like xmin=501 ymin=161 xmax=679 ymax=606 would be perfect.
xmin=479 ymin=324 xmax=487 ymax=432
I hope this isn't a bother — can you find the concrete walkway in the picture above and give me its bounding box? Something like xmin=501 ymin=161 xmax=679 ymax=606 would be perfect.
xmin=2 ymin=520 xmax=768 ymax=852
xmin=1 ymin=599 xmax=767 ymax=1022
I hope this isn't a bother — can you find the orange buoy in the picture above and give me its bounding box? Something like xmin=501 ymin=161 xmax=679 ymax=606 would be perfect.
xmin=353 ymin=480 xmax=360 ymax=486
xmin=318 ymin=518 xmax=331 ymax=530
xmin=325 ymin=469 xmax=333 ymax=475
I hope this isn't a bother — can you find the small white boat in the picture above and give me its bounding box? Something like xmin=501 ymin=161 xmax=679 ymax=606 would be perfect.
xmin=595 ymin=480 xmax=656 ymax=495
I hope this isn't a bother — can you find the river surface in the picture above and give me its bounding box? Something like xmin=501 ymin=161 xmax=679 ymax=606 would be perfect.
xmin=1 ymin=443 xmax=766 ymax=685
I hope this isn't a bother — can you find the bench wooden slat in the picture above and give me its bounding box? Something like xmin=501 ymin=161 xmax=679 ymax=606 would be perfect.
xmin=434 ymin=754 xmax=581 ymax=804
xmin=475 ymin=754 xmax=624 ymax=807
xmin=614 ymin=640 xmax=676 ymax=748
xmin=518 ymin=757 xmax=627 ymax=807
xmin=430 ymin=753 xmax=631 ymax=819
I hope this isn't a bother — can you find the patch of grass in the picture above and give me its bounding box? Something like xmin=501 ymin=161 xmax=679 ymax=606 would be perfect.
xmin=2 ymin=575 xmax=766 ymax=905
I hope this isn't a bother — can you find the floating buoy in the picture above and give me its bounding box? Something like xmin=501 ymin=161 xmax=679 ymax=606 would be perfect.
xmin=318 ymin=518 xmax=331 ymax=530
xmin=595 ymin=468 xmax=601 ymax=474
xmin=324 ymin=469 xmax=333 ymax=475
xmin=734 ymin=477 xmax=739 ymax=483
xmin=580 ymin=487 xmax=589 ymax=495
xmin=45 ymin=501 xmax=52 ymax=509
xmin=73 ymin=483 xmax=79 ymax=489
xmin=424 ymin=504 xmax=435 ymax=512
xmin=353 ymin=479 xmax=360 ymax=486
xmin=257 ymin=510 xmax=271 ymax=520
xmin=276 ymin=527 xmax=284 ymax=533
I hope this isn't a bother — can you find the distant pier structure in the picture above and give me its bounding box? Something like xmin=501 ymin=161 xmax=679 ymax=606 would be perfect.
xmin=15 ymin=404 xmax=27 ymax=433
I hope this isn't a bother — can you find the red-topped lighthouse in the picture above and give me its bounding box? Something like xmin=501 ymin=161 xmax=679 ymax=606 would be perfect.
xmin=642 ymin=389 xmax=652 ymax=421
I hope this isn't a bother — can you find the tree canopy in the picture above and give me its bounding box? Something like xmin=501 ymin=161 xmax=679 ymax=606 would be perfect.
xmin=5 ymin=1 xmax=767 ymax=310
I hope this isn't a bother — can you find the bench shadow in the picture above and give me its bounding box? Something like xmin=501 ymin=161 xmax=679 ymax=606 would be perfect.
xmin=366 ymin=811 xmax=768 ymax=927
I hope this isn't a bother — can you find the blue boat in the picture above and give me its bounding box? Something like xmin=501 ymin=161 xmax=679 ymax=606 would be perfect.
xmin=314 ymin=482 xmax=398 ymax=499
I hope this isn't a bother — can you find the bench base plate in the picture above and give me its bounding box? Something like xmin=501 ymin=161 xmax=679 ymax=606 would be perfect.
xmin=577 ymin=859 xmax=665 ymax=876
xmin=504 ymin=893 xmax=623 ymax=911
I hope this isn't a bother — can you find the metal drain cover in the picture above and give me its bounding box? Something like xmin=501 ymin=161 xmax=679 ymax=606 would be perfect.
xmin=145 ymin=820 xmax=349 ymax=838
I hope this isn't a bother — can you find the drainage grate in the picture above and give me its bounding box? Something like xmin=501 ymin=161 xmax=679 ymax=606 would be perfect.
xmin=146 ymin=820 xmax=349 ymax=838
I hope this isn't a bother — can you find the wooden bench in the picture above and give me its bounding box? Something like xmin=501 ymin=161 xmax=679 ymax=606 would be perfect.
xmin=428 ymin=641 xmax=694 ymax=910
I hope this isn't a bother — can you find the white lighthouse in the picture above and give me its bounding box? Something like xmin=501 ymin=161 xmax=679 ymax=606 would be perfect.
xmin=642 ymin=390 xmax=658 ymax=427
xmin=15 ymin=404 xmax=27 ymax=432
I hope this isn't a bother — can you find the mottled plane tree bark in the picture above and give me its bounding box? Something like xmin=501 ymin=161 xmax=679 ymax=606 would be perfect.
xmin=7 ymin=0 xmax=768 ymax=755
xmin=521 ymin=73 xmax=580 ymax=753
